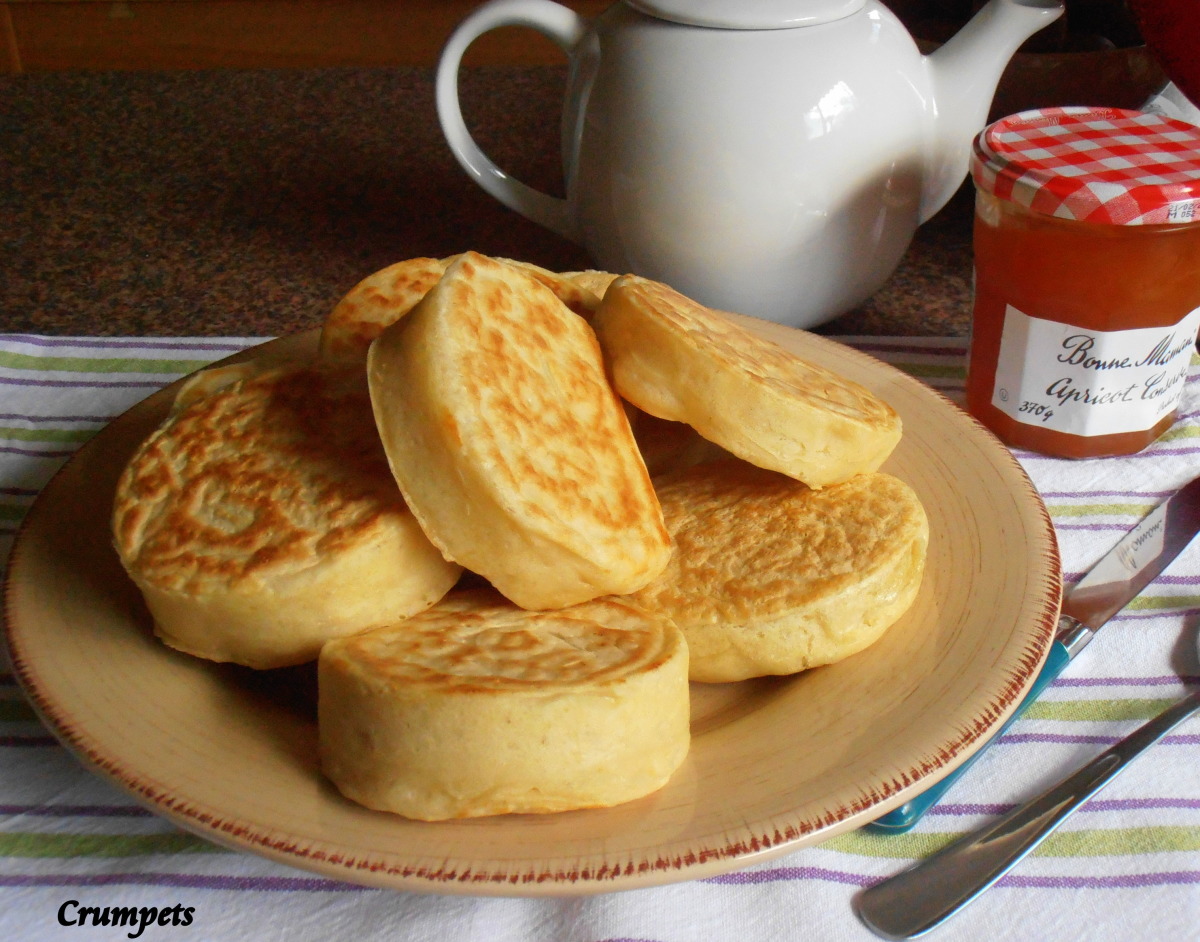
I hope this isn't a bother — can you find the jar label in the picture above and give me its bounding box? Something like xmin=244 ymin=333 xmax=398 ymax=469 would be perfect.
xmin=991 ymin=305 xmax=1200 ymax=437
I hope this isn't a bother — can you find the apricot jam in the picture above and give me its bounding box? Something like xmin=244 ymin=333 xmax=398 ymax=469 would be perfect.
xmin=965 ymin=107 xmax=1200 ymax=458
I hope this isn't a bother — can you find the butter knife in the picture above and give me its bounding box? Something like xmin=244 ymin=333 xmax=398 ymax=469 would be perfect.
xmin=867 ymin=473 xmax=1200 ymax=834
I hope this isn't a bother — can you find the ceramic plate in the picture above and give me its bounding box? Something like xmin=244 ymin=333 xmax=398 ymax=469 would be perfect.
xmin=4 ymin=323 xmax=1061 ymax=896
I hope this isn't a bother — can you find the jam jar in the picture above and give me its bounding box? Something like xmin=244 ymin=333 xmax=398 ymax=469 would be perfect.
xmin=965 ymin=106 xmax=1200 ymax=458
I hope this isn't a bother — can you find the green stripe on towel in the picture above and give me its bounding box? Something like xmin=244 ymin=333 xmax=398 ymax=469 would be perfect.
xmin=0 ymin=351 xmax=209 ymax=375
xmin=1161 ymin=424 xmax=1200 ymax=442
xmin=0 ymin=832 xmax=226 ymax=858
xmin=1046 ymin=503 xmax=1152 ymax=518
xmin=0 ymin=427 xmax=96 ymax=444
xmin=889 ymin=363 xmax=966 ymax=381
xmin=1023 ymin=698 xmax=1181 ymax=722
xmin=1124 ymin=594 xmax=1200 ymax=613
xmin=827 ymin=826 xmax=1200 ymax=859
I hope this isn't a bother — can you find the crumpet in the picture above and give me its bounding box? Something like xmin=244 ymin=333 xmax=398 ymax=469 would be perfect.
xmin=559 ymin=269 xmax=620 ymax=300
xmin=320 ymin=256 xmax=602 ymax=362
xmin=368 ymin=252 xmax=671 ymax=610
xmin=112 ymin=364 xmax=462 ymax=669
xmin=318 ymin=589 xmax=690 ymax=820
xmin=626 ymin=460 xmax=928 ymax=683
xmin=592 ymin=275 xmax=902 ymax=488
xmin=319 ymin=257 xmax=450 ymax=362
xmin=496 ymin=258 xmax=603 ymax=317
xmin=170 ymin=360 xmax=272 ymax=414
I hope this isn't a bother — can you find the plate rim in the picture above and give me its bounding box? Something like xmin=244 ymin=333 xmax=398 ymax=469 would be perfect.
xmin=2 ymin=325 xmax=1063 ymax=896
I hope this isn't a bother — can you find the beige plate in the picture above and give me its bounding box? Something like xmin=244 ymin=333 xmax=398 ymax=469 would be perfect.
xmin=3 ymin=324 xmax=1061 ymax=896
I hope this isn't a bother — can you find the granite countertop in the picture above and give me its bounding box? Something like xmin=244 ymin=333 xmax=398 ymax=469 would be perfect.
xmin=1 ymin=67 xmax=976 ymax=338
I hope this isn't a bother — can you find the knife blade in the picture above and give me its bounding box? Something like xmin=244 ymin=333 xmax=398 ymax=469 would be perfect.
xmin=866 ymin=473 xmax=1200 ymax=834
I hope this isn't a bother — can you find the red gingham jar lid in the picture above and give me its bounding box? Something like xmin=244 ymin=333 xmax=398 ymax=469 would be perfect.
xmin=971 ymin=106 xmax=1200 ymax=225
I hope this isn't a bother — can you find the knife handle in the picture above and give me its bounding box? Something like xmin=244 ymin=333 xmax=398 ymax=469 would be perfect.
xmin=865 ymin=639 xmax=1072 ymax=834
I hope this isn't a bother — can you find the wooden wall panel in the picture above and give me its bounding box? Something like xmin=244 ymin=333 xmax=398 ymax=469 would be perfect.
xmin=4 ymin=0 xmax=609 ymax=72
xmin=1 ymin=4 xmax=22 ymax=72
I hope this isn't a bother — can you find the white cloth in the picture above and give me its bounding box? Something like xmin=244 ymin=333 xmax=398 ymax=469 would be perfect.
xmin=1143 ymin=81 xmax=1200 ymax=127
xmin=0 ymin=335 xmax=1196 ymax=941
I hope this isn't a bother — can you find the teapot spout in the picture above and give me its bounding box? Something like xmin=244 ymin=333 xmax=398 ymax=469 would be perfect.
xmin=920 ymin=0 xmax=1064 ymax=222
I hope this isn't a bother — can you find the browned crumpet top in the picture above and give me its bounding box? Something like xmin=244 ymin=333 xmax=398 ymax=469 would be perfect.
xmin=318 ymin=257 xmax=450 ymax=361
xmin=495 ymin=258 xmax=602 ymax=318
xmin=324 ymin=591 xmax=681 ymax=692
xmin=318 ymin=255 xmax=602 ymax=363
xmin=449 ymin=260 xmax=645 ymax=529
xmin=618 ymin=277 xmax=896 ymax=428
xmin=368 ymin=252 xmax=669 ymax=610
xmin=629 ymin=461 xmax=924 ymax=626
xmin=113 ymin=365 xmax=410 ymax=594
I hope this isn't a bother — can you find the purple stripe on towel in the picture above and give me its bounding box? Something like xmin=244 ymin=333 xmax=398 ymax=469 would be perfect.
xmin=0 ymin=804 xmax=154 ymax=817
xmin=0 ymin=873 xmax=368 ymax=892
xmin=713 ymin=866 xmax=1200 ymax=891
xmin=1041 ymin=489 xmax=1181 ymax=499
xmin=999 ymin=871 xmax=1200 ymax=889
xmin=0 ymin=446 xmax=77 ymax=459
xmin=1076 ymin=797 xmax=1200 ymax=812
xmin=0 ymin=736 xmax=60 ymax=747
xmin=707 ymin=866 xmax=873 ymax=887
xmin=1000 ymin=733 xmax=1200 ymax=746
xmin=1133 ymin=573 xmax=1200 ymax=585
xmin=931 ymin=797 xmax=1200 ymax=816
xmin=0 ymin=376 xmax=166 ymax=390
xmin=1053 ymin=675 xmax=1200 ymax=688
xmin=1 ymin=336 xmax=254 ymax=354
xmin=0 ymin=412 xmax=114 ymax=424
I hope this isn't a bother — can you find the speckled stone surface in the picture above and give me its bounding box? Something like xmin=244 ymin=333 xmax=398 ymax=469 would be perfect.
xmin=1 ymin=67 xmax=975 ymax=338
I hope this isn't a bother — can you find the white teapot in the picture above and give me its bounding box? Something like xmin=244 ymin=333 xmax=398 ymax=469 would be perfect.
xmin=436 ymin=0 xmax=1064 ymax=328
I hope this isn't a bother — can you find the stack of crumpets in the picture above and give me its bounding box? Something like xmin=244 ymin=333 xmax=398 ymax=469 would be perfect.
xmin=111 ymin=251 xmax=926 ymax=821
xmin=112 ymin=362 xmax=461 ymax=670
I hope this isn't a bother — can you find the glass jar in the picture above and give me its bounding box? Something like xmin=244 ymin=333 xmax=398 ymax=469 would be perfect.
xmin=965 ymin=107 xmax=1200 ymax=458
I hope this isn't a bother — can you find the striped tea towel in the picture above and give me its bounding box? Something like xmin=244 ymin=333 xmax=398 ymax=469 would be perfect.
xmin=0 ymin=335 xmax=1197 ymax=942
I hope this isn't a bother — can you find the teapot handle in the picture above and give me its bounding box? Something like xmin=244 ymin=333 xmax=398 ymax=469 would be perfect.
xmin=436 ymin=0 xmax=586 ymax=242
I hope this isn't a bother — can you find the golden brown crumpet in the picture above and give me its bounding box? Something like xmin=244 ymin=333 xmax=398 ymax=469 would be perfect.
xmin=367 ymin=252 xmax=671 ymax=610
xmin=319 ymin=255 xmax=602 ymax=363
xmin=496 ymin=258 xmax=603 ymax=317
xmin=319 ymin=256 xmax=450 ymax=362
xmin=627 ymin=461 xmax=928 ymax=683
xmin=592 ymin=276 xmax=903 ymax=489
xmin=112 ymin=364 xmax=462 ymax=670
xmin=560 ymin=269 xmax=620 ymax=299
xmin=169 ymin=360 xmax=270 ymax=415
xmin=318 ymin=589 xmax=690 ymax=820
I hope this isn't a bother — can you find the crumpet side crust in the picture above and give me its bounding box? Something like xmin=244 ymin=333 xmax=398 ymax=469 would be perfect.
xmin=318 ymin=589 xmax=690 ymax=819
xmin=592 ymin=275 xmax=902 ymax=488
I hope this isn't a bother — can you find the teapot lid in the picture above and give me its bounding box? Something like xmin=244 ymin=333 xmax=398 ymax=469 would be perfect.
xmin=627 ymin=0 xmax=865 ymax=29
